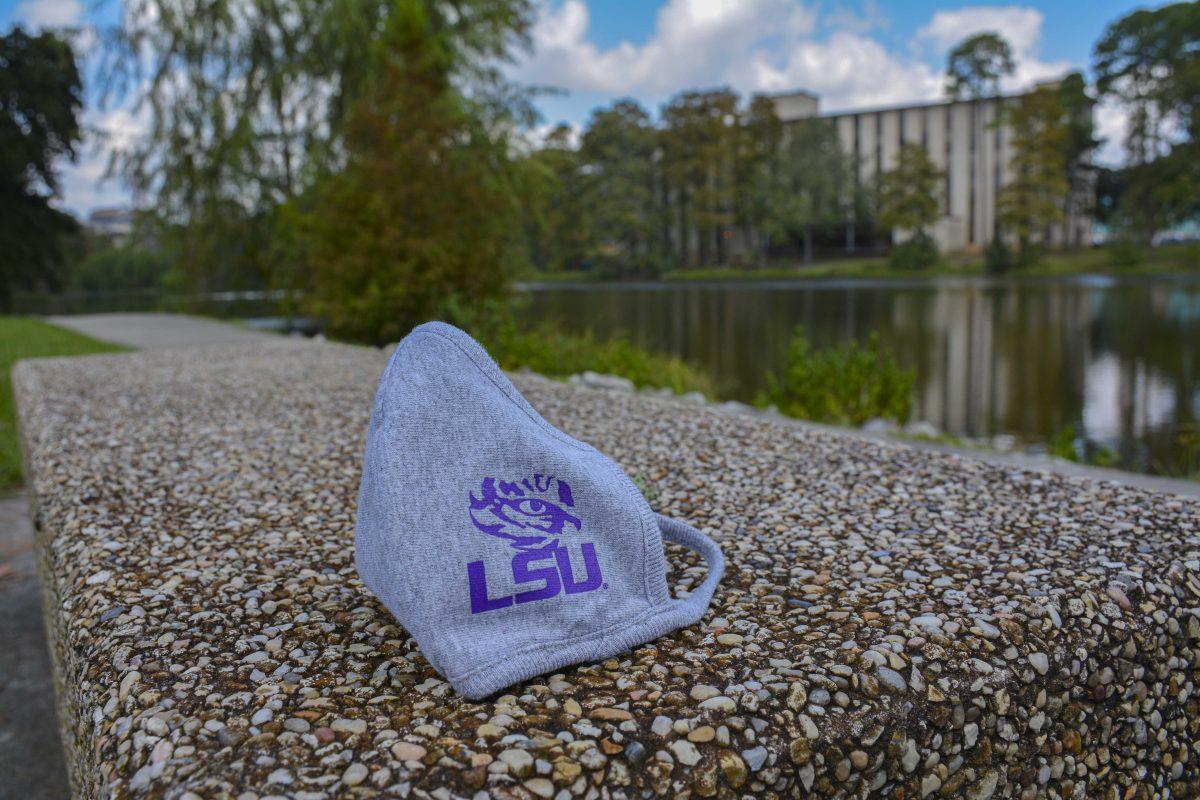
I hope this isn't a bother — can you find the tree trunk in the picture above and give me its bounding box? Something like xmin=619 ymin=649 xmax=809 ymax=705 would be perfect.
xmin=803 ymin=223 xmax=814 ymax=265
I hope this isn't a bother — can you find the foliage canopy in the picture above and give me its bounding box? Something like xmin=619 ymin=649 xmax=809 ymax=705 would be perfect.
xmin=946 ymin=32 xmax=1015 ymax=99
xmin=0 ymin=27 xmax=82 ymax=310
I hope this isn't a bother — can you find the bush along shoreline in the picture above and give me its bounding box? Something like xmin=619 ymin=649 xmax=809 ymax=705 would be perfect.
xmin=528 ymin=325 xmax=1194 ymax=482
xmin=561 ymin=367 xmax=1198 ymax=481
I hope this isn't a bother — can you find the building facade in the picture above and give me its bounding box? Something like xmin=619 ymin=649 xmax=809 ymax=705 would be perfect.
xmin=770 ymin=87 xmax=1094 ymax=253
xmin=88 ymin=207 xmax=135 ymax=242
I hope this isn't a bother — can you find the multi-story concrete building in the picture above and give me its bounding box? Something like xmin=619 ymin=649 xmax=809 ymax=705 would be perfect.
xmin=770 ymin=86 xmax=1094 ymax=253
xmin=88 ymin=207 xmax=135 ymax=242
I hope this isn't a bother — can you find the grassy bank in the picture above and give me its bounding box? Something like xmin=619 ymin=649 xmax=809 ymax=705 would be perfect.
xmin=518 ymin=245 xmax=1200 ymax=284
xmin=1 ymin=318 xmax=129 ymax=491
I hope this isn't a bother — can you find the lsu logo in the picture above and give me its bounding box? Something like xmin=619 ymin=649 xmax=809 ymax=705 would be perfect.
xmin=466 ymin=474 xmax=604 ymax=614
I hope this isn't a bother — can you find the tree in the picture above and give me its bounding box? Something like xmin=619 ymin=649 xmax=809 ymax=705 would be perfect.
xmin=1056 ymin=72 xmax=1099 ymax=248
xmin=734 ymin=94 xmax=783 ymax=267
xmin=520 ymin=125 xmax=591 ymax=274
xmin=946 ymin=32 xmax=1015 ymax=100
xmin=878 ymin=144 xmax=943 ymax=269
xmin=878 ymin=144 xmax=943 ymax=235
xmin=106 ymin=0 xmax=534 ymax=294
xmin=291 ymin=1 xmax=526 ymax=345
xmin=0 ymin=27 xmax=82 ymax=310
xmin=1093 ymin=2 xmax=1200 ymax=240
xmin=661 ymin=89 xmax=740 ymax=268
xmin=764 ymin=117 xmax=851 ymax=264
xmin=579 ymin=100 xmax=662 ymax=274
xmin=997 ymin=86 xmax=1070 ymax=263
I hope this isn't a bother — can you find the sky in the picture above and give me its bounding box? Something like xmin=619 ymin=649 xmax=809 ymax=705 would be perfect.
xmin=0 ymin=0 xmax=1153 ymax=216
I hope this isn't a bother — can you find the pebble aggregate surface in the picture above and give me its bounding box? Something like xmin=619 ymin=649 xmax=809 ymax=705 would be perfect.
xmin=14 ymin=341 xmax=1200 ymax=799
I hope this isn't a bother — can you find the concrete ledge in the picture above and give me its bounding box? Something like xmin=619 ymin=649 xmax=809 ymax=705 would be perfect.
xmin=15 ymin=341 xmax=1200 ymax=799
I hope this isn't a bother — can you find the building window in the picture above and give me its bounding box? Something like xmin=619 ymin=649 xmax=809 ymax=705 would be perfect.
xmin=968 ymin=103 xmax=976 ymax=245
xmin=853 ymin=115 xmax=861 ymax=187
xmin=875 ymin=113 xmax=882 ymax=177
xmin=944 ymin=105 xmax=952 ymax=213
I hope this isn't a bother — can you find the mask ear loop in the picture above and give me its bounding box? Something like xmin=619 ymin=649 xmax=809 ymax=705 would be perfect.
xmin=655 ymin=514 xmax=726 ymax=616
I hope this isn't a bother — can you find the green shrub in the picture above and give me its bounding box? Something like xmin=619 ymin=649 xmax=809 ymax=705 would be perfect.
xmin=1106 ymin=238 xmax=1145 ymax=268
xmin=888 ymin=232 xmax=939 ymax=271
xmin=1047 ymin=425 xmax=1080 ymax=461
xmin=759 ymin=327 xmax=914 ymax=426
xmin=442 ymin=296 xmax=713 ymax=396
xmin=73 ymin=242 xmax=170 ymax=292
xmin=985 ymin=238 xmax=1014 ymax=274
xmin=1177 ymin=243 xmax=1200 ymax=272
xmin=1047 ymin=424 xmax=1117 ymax=467
xmin=1015 ymin=241 xmax=1045 ymax=269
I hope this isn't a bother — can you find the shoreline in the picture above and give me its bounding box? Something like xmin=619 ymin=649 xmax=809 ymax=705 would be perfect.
xmin=517 ymin=246 xmax=1200 ymax=287
xmin=563 ymin=370 xmax=1200 ymax=498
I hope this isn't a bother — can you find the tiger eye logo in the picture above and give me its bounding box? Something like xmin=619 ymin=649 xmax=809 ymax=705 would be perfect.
xmin=466 ymin=474 xmax=604 ymax=614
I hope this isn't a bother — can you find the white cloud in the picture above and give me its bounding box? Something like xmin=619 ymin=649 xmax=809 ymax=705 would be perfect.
xmin=52 ymin=104 xmax=151 ymax=216
xmin=734 ymin=30 xmax=944 ymax=111
xmin=519 ymin=1 xmax=1076 ymax=120
xmin=515 ymin=0 xmax=817 ymax=95
xmin=57 ymin=151 xmax=124 ymax=217
xmin=12 ymin=0 xmax=83 ymax=28
xmin=914 ymin=6 xmax=1072 ymax=94
xmin=1093 ymin=96 xmax=1129 ymax=167
xmin=916 ymin=6 xmax=1045 ymax=55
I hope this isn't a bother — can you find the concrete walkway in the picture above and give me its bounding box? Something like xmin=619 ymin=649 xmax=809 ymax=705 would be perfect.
xmin=48 ymin=312 xmax=280 ymax=349
xmin=0 ymin=493 xmax=70 ymax=800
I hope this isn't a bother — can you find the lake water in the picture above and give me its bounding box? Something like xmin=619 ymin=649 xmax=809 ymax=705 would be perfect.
xmin=524 ymin=274 xmax=1200 ymax=477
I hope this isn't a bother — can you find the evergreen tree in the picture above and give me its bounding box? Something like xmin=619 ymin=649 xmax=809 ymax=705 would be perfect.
xmin=522 ymin=125 xmax=591 ymax=274
xmin=997 ymin=86 xmax=1071 ymax=263
xmin=946 ymin=32 xmax=1015 ymax=100
xmin=579 ymin=100 xmax=661 ymax=274
xmin=0 ymin=27 xmax=82 ymax=310
xmin=878 ymin=144 xmax=943 ymax=235
xmin=1093 ymin=2 xmax=1200 ymax=240
xmin=293 ymin=1 xmax=525 ymax=344
xmin=107 ymin=0 xmax=534 ymax=298
xmin=661 ymin=89 xmax=739 ymax=268
xmin=764 ymin=117 xmax=852 ymax=265
xmin=734 ymin=95 xmax=783 ymax=267
xmin=878 ymin=143 xmax=943 ymax=269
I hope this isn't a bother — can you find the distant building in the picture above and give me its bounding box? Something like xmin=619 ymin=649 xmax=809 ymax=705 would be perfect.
xmin=88 ymin=207 xmax=135 ymax=241
xmin=770 ymin=84 xmax=1094 ymax=253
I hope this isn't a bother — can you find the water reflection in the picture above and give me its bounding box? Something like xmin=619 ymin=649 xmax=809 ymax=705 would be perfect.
xmin=524 ymin=275 xmax=1200 ymax=476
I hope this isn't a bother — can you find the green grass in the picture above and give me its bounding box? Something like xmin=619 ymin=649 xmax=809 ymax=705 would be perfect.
xmin=519 ymin=244 xmax=1200 ymax=284
xmin=516 ymin=270 xmax=596 ymax=284
xmin=0 ymin=318 xmax=129 ymax=492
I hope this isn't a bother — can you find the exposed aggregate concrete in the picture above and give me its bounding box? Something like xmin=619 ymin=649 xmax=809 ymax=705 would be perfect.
xmin=13 ymin=340 xmax=1200 ymax=800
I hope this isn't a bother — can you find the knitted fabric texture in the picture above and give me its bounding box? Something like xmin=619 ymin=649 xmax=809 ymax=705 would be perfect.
xmin=355 ymin=321 xmax=725 ymax=699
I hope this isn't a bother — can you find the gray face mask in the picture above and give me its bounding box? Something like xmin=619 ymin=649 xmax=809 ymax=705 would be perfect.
xmin=355 ymin=322 xmax=725 ymax=699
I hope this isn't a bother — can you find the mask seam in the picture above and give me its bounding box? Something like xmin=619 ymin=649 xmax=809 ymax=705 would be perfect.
xmin=406 ymin=325 xmax=666 ymax=608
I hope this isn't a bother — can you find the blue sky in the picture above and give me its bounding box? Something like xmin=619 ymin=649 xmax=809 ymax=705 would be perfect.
xmin=0 ymin=0 xmax=1151 ymax=214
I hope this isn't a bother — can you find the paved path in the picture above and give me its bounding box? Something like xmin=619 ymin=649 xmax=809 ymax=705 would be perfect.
xmin=0 ymin=493 xmax=70 ymax=800
xmin=48 ymin=312 xmax=280 ymax=349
